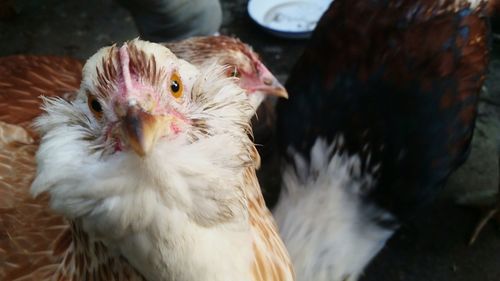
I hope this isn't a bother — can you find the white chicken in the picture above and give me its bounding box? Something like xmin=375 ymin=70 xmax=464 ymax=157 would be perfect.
xmin=0 ymin=39 xmax=294 ymax=281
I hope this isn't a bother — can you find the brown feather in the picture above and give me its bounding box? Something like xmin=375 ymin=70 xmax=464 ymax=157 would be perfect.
xmin=0 ymin=55 xmax=82 ymax=137
xmin=242 ymin=148 xmax=295 ymax=281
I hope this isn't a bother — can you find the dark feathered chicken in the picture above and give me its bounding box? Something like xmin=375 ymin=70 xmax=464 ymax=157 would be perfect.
xmin=272 ymin=1 xmax=496 ymax=280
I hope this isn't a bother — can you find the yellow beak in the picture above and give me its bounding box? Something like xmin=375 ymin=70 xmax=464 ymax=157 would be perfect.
xmin=262 ymin=78 xmax=289 ymax=99
xmin=122 ymin=105 xmax=162 ymax=157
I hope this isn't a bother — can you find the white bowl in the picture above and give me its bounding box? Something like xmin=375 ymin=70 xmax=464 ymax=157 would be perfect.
xmin=247 ymin=0 xmax=333 ymax=39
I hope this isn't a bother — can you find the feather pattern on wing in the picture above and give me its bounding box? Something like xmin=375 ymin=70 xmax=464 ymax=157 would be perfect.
xmin=243 ymin=151 xmax=295 ymax=281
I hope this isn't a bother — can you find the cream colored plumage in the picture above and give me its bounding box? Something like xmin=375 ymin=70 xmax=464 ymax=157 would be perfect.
xmin=0 ymin=39 xmax=294 ymax=281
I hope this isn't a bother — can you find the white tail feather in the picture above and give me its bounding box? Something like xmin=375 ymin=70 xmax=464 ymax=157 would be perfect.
xmin=273 ymin=138 xmax=395 ymax=281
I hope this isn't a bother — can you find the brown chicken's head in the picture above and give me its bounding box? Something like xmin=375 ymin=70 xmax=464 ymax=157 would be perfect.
xmin=166 ymin=36 xmax=288 ymax=109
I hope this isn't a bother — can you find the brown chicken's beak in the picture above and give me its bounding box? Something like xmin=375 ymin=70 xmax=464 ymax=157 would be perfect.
xmin=261 ymin=76 xmax=289 ymax=99
xmin=256 ymin=62 xmax=288 ymax=99
xmin=122 ymin=105 xmax=163 ymax=157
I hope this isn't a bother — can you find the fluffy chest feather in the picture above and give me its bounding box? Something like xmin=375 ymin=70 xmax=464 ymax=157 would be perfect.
xmin=32 ymin=121 xmax=258 ymax=280
xmin=97 ymin=142 xmax=256 ymax=281
xmin=119 ymin=208 xmax=254 ymax=281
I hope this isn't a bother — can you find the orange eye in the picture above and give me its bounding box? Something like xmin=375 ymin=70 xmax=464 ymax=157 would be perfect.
xmin=170 ymin=72 xmax=183 ymax=99
xmin=87 ymin=94 xmax=103 ymax=119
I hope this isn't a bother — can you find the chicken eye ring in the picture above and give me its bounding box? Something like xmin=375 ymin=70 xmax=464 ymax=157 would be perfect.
xmin=170 ymin=72 xmax=183 ymax=99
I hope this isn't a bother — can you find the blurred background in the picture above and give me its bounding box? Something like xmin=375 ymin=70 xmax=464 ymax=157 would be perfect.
xmin=0 ymin=0 xmax=499 ymax=280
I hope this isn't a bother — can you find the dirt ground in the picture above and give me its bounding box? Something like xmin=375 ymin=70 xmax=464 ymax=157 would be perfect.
xmin=1 ymin=0 xmax=499 ymax=280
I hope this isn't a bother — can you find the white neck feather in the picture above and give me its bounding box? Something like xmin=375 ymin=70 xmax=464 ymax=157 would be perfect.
xmin=248 ymin=93 xmax=266 ymax=113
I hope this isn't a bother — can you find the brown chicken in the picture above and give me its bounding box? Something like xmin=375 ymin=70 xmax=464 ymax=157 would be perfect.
xmin=0 ymin=56 xmax=83 ymax=279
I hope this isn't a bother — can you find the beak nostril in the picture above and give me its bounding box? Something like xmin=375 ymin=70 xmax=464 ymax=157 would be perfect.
xmin=263 ymin=77 xmax=273 ymax=86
